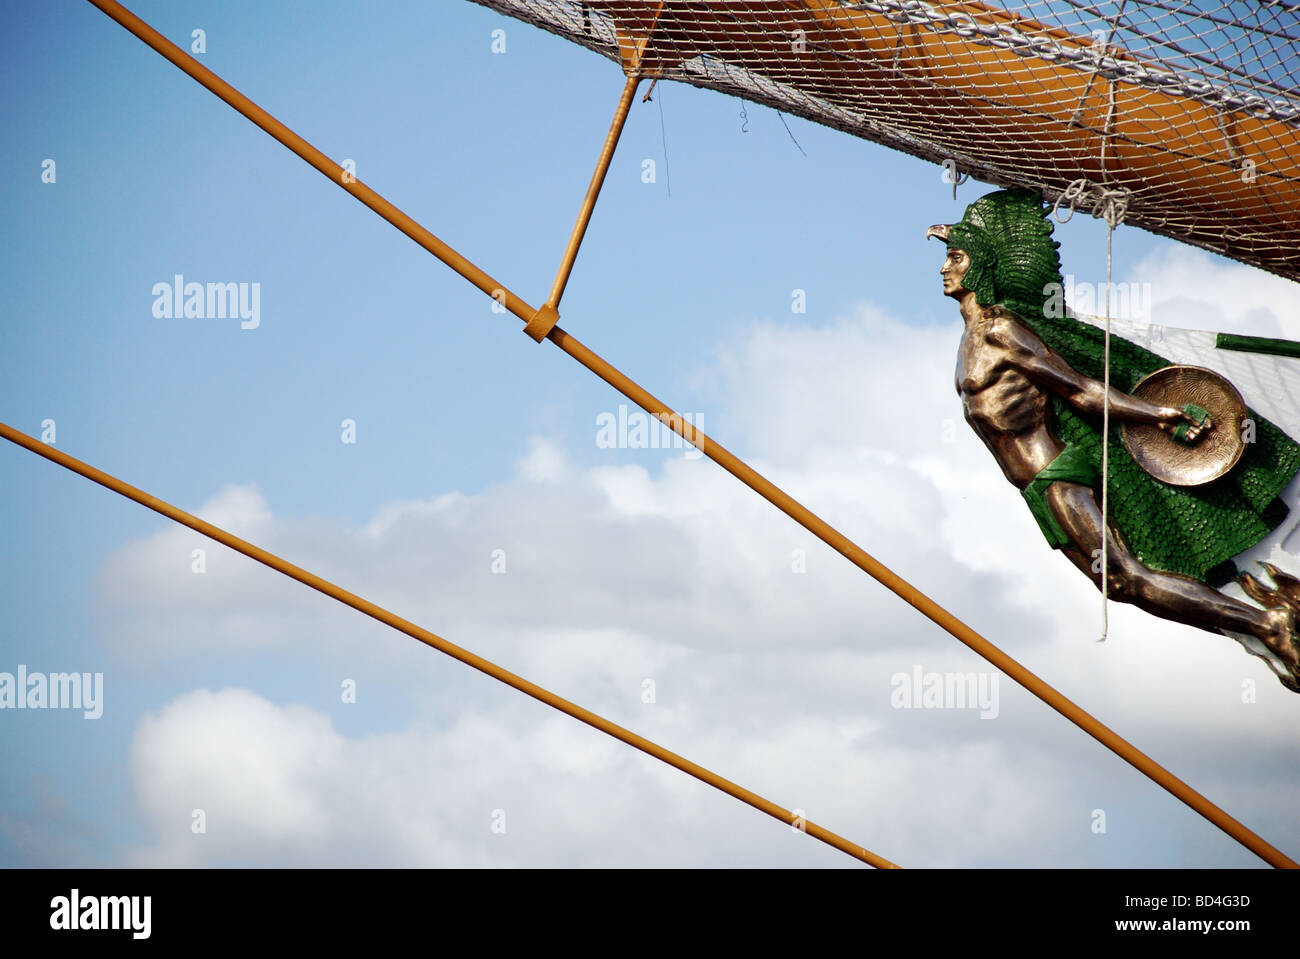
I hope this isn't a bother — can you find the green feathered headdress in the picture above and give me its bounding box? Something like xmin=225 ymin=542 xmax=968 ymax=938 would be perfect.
xmin=943 ymin=188 xmax=1064 ymax=322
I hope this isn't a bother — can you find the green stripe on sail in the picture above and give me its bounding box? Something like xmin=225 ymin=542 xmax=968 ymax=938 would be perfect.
xmin=1215 ymin=333 xmax=1300 ymax=359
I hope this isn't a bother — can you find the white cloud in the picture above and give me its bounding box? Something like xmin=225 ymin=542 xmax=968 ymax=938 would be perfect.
xmin=1134 ymin=246 xmax=1300 ymax=340
xmin=104 ymin=283 xmax=1300 ymax=867
xmin=128 ymin=686 xmax=1079 ymax=867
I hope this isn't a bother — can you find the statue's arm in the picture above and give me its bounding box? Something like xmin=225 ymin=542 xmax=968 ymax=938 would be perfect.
xmin=989 ymin=311 xmax=1207 ymax=437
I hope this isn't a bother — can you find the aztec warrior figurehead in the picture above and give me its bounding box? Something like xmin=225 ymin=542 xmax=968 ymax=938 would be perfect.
xmin=928 ymin=188 xmax=1300 ymax=690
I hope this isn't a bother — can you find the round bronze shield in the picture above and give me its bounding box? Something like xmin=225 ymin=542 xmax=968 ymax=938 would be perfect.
xmin=1120 ymin=365 xmax=1247 ymax=487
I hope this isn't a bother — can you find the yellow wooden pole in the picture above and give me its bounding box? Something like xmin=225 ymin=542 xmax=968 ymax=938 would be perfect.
xmin=0 ymin=419 xmax=899 ymax=869
xmin=546 ymin=74 xmax=641 ymax=313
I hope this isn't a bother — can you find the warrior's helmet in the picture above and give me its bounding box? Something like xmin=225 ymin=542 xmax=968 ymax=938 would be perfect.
xmin=927 ymin=188 xmax=1064 ymax=320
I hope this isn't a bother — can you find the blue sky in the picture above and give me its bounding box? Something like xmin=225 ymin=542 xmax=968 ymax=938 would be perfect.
xmin=3 ymin=0 xmax=1297 ymax=868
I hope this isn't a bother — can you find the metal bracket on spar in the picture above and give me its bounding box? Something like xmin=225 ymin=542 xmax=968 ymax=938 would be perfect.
xmin=523 ymin=303 xmax=559 ymax=342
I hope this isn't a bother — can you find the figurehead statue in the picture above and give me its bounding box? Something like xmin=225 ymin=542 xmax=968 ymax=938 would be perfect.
xmin=928 ymin=188 xmax=1300 ymax=690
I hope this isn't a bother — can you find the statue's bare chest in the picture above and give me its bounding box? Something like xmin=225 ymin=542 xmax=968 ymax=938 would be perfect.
xmin=955 ymin=319 xmax=1014 ymax=393
xmin=955 ymin=316 xmax=1046 ymax=433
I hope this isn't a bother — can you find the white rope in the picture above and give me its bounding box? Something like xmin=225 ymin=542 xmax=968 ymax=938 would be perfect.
xmin=1052 ymin=179 xmax=1130 ymax=641
xmin=1097 ymin=0 xmax=1133 ymax=624
xmin=1097 ymin=189 xmax=1127 ymax=642
xmin=1100 ymin=209 xmax=1114 ymax=641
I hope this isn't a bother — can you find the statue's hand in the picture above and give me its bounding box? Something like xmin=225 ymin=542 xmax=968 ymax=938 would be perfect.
xmin=1158 ymin=405 xmax=1213 ymax=444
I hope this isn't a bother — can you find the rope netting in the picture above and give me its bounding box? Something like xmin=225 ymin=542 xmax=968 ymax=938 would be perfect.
xmin=471 ymin=0 xmax=1300 ymax=282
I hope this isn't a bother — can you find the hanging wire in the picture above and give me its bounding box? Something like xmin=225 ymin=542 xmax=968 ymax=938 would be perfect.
xmin=776 ymin=110 xmax=807 ymax=156
xmin=657 ymin=82 xmax=673 ymax=197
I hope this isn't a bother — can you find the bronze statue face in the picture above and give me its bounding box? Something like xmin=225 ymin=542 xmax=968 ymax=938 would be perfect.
xmin=940 ymin=247 xmax=971 ymax=298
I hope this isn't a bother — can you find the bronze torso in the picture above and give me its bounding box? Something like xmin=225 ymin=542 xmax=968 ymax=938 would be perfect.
xmin=955 ymin=306 xmax=1064 ymax=489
